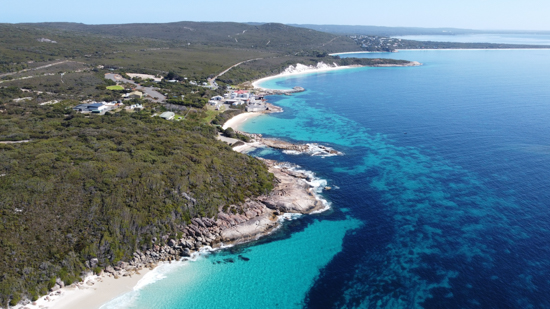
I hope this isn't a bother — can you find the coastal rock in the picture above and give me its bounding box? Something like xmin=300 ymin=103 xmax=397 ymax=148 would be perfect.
xmin=168 ymin=239 xmax=176 ymax=247
xmin=258 ymin=162 xmax=324 ymax=214
xmin=237 ymin=131 xmax=342 ymax=156
xmin=181 ymin=248 xmax=191 ymax=257
xmin=220 ymin=211 xmax=277 ymax=242
xmin=193 ymin=218 xmax=207 ymax=228
xmin=105 ymin=266 xmax=116 ymax=274
xmin=56 ymin=278 xmax=64 ymax=288
xmin=90 ymin=258 xmax=98 ymax=268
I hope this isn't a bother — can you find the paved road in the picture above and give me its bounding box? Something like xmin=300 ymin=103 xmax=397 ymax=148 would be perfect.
xmin=216 ymin=133 xmax=241 ymax=145
xmin=105 ymin=73 xmax=166 ymax=102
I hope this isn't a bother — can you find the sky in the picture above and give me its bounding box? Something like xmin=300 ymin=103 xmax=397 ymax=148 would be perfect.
xmin=1 ymin=0 xmax=549 ymax=31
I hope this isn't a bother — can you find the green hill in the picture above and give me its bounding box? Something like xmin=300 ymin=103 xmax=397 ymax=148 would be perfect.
xmin=0 ymin=94 xmax=274 ymax=306
xmin=19 ymin=22 xmax=359 ymax=53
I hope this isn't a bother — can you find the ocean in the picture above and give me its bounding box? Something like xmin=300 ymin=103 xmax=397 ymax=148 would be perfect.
xmin=102 ymin=48 xmax=550 ymax=308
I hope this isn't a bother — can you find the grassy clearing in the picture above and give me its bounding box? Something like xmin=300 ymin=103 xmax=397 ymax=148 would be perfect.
xmin=107 ymin=85 xmax=124 ymax=90
xmin=202 ymin=109 xmax=221 ymax=124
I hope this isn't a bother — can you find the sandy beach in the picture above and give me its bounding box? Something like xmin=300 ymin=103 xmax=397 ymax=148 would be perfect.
xmin=222 ymin=112 xmax=263 ymax=130
xmin=16 ymin=268 xmax=151 ymax=309
xmin=252 ymin=64 xmax=358 ymax=90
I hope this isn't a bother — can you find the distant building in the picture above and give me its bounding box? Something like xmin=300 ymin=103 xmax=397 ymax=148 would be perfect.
xmin=211 ymin=96 xmax=223 ymax=101
xmin=160 ymin=112 xmax=175 ymax=120
xmin=37 ymin=38 xmax=57 ymax=44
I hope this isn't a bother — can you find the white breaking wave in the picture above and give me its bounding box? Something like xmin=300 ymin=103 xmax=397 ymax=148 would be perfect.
xmin=282 ymin=143 xmax=342 ymax=157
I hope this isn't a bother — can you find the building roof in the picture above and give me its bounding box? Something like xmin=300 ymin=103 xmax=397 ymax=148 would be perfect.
xmin=160 ymin=112 xmax=175 ymax=119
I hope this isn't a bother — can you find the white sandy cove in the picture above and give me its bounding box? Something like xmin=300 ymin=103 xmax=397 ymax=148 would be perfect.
xmin=252 ymin=62 xmax=358 ymax=90
xmin=13 ymin=269 xmax=150 ymax=309
xmin=222 ymin=112 xmax=264 ymax=130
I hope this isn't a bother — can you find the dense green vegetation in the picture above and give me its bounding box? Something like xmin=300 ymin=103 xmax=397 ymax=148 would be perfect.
xmin=21 ymin=22 xmax=359 ymax=54
xmin=0 ymin=95 xmax=274 ymax=306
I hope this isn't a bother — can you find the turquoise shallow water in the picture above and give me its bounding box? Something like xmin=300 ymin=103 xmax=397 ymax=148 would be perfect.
xmin=101 ymin=217 xmax=361 ymax=309
xmin=104 ymin=49 xmax=550 ymax=308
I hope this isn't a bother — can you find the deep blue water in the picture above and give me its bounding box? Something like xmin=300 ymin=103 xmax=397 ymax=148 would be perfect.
xmin=103 ymin=49 xmax=550 ymax=308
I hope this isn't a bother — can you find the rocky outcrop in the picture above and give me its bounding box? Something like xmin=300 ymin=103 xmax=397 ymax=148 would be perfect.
xmin=236 ymin=131 xmax=343 ymax=156
xmin=258 ymin=159 xmax=325 ymax=213
xmin=85 ymin=159 xmax=327 ymax=279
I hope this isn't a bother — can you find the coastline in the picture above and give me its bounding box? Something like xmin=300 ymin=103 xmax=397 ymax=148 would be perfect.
xmin=20 ymin=63 xmax=341 ymax=309
xmin=251 ymin=63 xmax=360 ymax=90
xmin=222 ymin=112 xmax=263 ymax=130
xmin=251 ymin=61 xmax=421 ymax=91
xmin=15 ymin=268 xmax=151 ymax=309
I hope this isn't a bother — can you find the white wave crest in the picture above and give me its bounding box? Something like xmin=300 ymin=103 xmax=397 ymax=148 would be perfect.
xmin=282 ymin=143 xmax=342 ymax=157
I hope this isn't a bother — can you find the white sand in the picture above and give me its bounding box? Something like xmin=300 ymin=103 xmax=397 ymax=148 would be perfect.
xmin=17 ymin=269 xmax=150 ymax=309
xmin=252 ymin=65 xmax=357 ymax=90
xmin=222 ymin=112 xmax=263 ymax=130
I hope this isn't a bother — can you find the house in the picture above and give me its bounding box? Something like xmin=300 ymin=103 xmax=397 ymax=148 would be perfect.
xmin=211 ymin=96 xmax=223 ymax=101
xmin=160 ymin=112 xmax=175 ymax=120
xmin=73 ymin=103 xmax=108 ymax=113
xmin=123 ymin=91 xmax=143 ymax=99
xmin=126 ymin=104 xmax=143 ymax=110
xmin=208 ymin=100 xmax=219 ymax=106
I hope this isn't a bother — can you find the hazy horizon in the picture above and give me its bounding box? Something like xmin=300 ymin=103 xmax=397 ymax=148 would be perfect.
xmin=1 ymin=0 xmax=548 ymax=31
xmin=4 ymin=21 xmax=550 ymax=33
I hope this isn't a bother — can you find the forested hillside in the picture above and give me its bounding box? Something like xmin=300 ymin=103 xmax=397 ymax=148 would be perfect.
xmin=0 ymin=89 xmax=273 ymax=305
xmin=19 ymin=22 xmax=359 ymax=53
